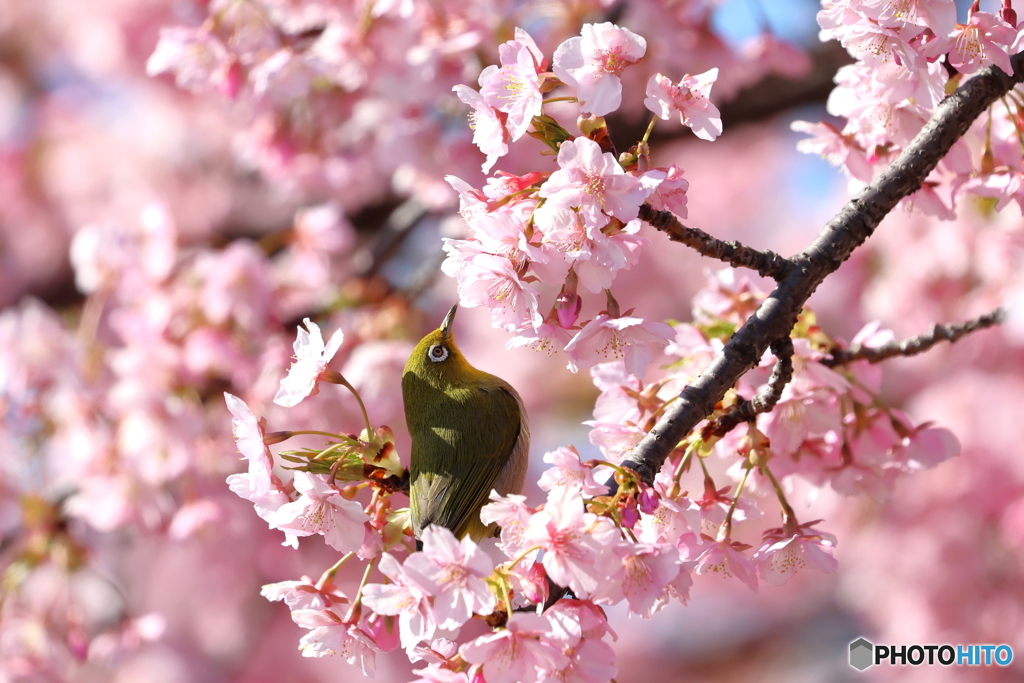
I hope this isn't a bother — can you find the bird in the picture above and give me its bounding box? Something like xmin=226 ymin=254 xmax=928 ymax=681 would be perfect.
xmin=402 ymin=304 xmax=529 ymax=542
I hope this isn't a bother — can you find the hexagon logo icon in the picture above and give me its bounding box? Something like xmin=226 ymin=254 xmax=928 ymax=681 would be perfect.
xmin=849 ymin=638 xmax=874 ymax=671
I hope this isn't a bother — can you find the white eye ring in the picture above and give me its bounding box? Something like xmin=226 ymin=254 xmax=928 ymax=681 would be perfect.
xmin=428 ymin=344 xmax=449 ymax=363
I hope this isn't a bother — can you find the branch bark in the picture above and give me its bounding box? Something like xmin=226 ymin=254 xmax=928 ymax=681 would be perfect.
xmin=619 ymin=55 xmax=1024 ymax=486
xmin=823 ymin=307 xmax=1006 ymax=367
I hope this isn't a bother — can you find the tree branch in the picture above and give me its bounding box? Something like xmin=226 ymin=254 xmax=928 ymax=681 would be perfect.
xmin=638 ymin=204 xmax=794 ymax=280
xmin=823 ymin=307 xmax=1006 ymax=367
xmin=705 ymin=336 xmax=795 ymax=438
xmin=619 ymin=56 xmax=1024 ymax=486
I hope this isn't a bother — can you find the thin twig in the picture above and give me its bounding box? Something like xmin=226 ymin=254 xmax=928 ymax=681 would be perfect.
xmin=705 ymin=336 xmax=795 ymax=437
xmin=823 ymin=307 xmax=1005 ymax=367
xmin=617 ymin=55 xmax=1024 ymax=487
xmin=638 ymin=204 xmax=794 ymax=280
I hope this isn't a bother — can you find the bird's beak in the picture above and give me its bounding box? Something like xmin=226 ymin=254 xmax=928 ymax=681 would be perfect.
xmin=440 ymin=305 xmax=458 ymax=339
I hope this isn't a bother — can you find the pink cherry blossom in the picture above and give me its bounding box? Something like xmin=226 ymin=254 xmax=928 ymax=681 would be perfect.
xmin=679 ymin=533 xmax=759 ymax=592
xmin=860 ymin=0 xmax=957 ymax=36
xmin=635 ymin=483 xmax=702 ymax=547
xmin=361 ymin=552 xmax=437 ymax=651
xmin=537 ymin=446 xmax=608 ymax=496
xmin=479 ymin=29 xmax=545 ymax=140
xmin=455 ymin=253 xmax=543 ymax=332
xmin=791 ymin=120 xmax=873 ymax=182
xmin=564 ymin=314 xmax=674 ymax=378
xmin=925 ymin=11 xmax=1017 ymax=75
xmin=453 ymin=85 xmax=509 ymax=173
xmin=522 ymin=487 xmax=621 ymax=598
xmin=273 ymin=318 xmax=344 ymax=407
xmin=750 ymin=522 xmax=839 ymax=586
xmin=410 ymin=663 xmax=470 ymax=683
xmin=644 ymin=69 xmax=723 ymax=142
xmin=224 ymin=393 xmax=273 ymax=495
xmin=459 ymin=613 xmax=568 ymax=683
xmin=261 ymin=578 xmax=343 ymax=612
xmin=553 ymin=22 xmax=647 ymax=117
xmin=643 ymin=164 xmax=690 ymax=217
xmin=506 ymin=320 xmax=575 ymax=357
xmin=821 ymin=11 xmax=923 ymax=69
xmin=402 ymin=526 xmax=496 ymax=630
xmin=226 ymin=471 xmax=299 ymax=548
xmin=595 ymin=543 xmax=681 ymax=618
xmin=273 ymin=472 xmax=369 ymax=552
xmin=291 ymin=608 xmax=378 ymax=674
xmin=146 ymin=27 xmax=232 ymax=94
xmin=539 ymin=137 xmax=650 ymax=230
xmin=479 ymin=491 xmax=536 ymax=559
xmin=898 ymin=422 xmax=960 ymax=471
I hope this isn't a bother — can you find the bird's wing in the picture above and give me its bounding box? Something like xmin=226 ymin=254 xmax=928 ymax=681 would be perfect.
xmin=410 ymin=382 xmax=523 ymax=539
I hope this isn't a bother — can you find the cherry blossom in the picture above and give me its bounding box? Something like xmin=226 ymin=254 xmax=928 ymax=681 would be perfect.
xmin=564 ymin=314 xmax=674 ymax=378
xmin=361 ymin=560 xmax=436 ymax=652
xmin=147 ymin=27 xmax=232 ymax=94
xmin=750 ymin=522 xmax=839 ymax=586
xmin=538 ymin=446 xmax=609 ymax=496
xmin=552 ymin=23 xmax=647 ymax=117
xmin=925 ymin=11 xmax=1017 ymax=75
xmin=291 ymin=608 xmax=378 ymax=673
xmin=644 ymin=70 xmax=723 ymax=141
xmin=522 ymin=487 xmax=621 ymax=598
xmin=680 ymin=533 xmax=759 ymax=592
xmin=273 ymin=472 xmax=369 ymax=553
xmin=273 ymin=318 xmax=344 ymax=407
xmin=479 ymin=492 xmax=536 ymax=559
xmin=402 ymin=526 xmax=496 ymax=630
xmin=454 ymin=253 xmax=543 ymax=332
xmin=643 ymin=164 xmax=690 ymax=217
xmin=460 ymin=613 xmax=568 ymax=683
xmin=453 ymin=85 xmax=509 ymax=173
xmin=226 ymin=471 xmax=299 ymax=548
xmin=595 ymin=543 xmax=681 ymax=618
xmin=224 ymin=392 xmax=273 ymax=495
xmin=479 ymin=29 xmax=546 ymax=140
xmin=538 ymin=137 xmax=650 ymax=230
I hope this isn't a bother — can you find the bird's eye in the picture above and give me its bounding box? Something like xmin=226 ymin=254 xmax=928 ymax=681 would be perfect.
xmin=428 ymin=344 xmax=449 ymax=363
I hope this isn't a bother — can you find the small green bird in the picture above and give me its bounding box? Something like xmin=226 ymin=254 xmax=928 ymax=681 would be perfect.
xmin=402 ymin=305 xmax=529 ymax=542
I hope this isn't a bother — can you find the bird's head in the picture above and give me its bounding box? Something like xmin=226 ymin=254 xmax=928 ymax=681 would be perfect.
xmin=404 ymin=305 xmax=480 ymax=387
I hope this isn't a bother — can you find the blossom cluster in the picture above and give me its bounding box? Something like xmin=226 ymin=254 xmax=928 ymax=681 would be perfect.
xmin=794 ymin=0 xmax=1024 ymax=218
xmin=443 ymin=23 xmax=721 ymax=378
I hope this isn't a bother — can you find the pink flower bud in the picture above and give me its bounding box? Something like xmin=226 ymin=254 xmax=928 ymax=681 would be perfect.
xmin=621 ymin=498 xmax=640 ymax=528
xmin=638 ymin=485 xmax=660 ymax=514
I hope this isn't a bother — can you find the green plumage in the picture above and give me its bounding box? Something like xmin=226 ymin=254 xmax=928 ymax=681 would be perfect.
xmin=402 ymin=306 xmax=529 ymax=541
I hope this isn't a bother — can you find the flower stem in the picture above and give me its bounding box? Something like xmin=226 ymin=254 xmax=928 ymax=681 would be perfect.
xmin=291 ymin=430 xmax=355 ymax=442
xmin=720 ymin=465 xmax=752 ymax=540
xmin=316 ymin=552 xmax=355 ymax=590
xmin=329 ymin=372 xmax=374 ymax=438
xmin=761 ymin=463 xmax=797 ymax=527
xmin=670 ymin=445 xmax=695 ymax=498
xmin=344 ymin=556 xmax=378 ymax=624
xmin=542 ymin=96 xmax=578 ymax=104
xmin=506 ymin=545 xmax=543 ymax=572
xmin=641 ymin=115 xmax=658 ymax=145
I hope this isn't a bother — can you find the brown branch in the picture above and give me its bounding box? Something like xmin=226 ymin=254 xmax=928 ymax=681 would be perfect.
xmin=618 ymin=55 xmax=1024 ymax=486
xmin=823 ymin=307 xmax=1005 ymax=367
xmin=705 ymin=336 xmax=795 ymax=438
xmin=639 ymin=204 xmax=793 ymax=280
